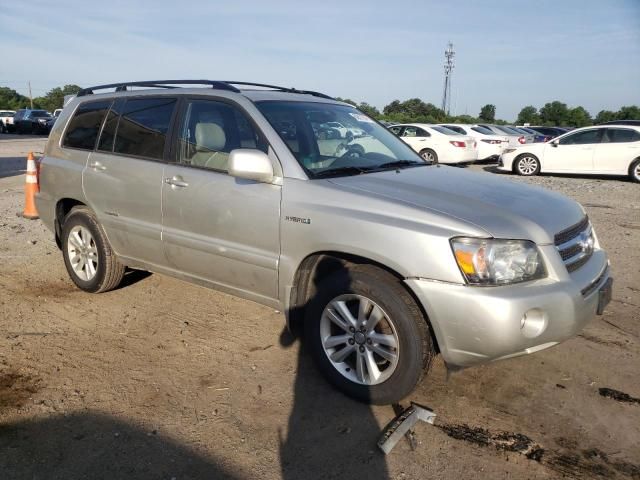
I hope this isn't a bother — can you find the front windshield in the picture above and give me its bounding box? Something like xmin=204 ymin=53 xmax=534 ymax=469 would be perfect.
xmin=256 ymin=101 xmax=427 ymax=178
xmin=30 ymin=111 xmax=50 ymax=118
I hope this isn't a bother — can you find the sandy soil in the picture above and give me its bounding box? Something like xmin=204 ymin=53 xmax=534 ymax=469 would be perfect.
xmin=1 ymin=135 xmax=639 ymax=479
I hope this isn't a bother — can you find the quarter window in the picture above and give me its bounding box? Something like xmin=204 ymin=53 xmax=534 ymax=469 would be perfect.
xmin=62 ymin=101 xmax=111 ymax=150
xmin=176 ymin=99 xmax=266 ymax=172
xmin=559 ymin=129 xmax=602 ymax=145
xmin=113 ymin=98 xmax=177 ymax=160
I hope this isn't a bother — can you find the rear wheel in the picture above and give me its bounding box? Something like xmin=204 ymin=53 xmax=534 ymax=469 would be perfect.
xmin=305 ymin=264 xmax=435 ymax=404
xmin=514 ymin=154 xmax=540 ymax=176
xmin=419 ymin=148 xmax=438 ymax=164
xmin=629 ymin=159 xmax=640 ymax=183
xmin=61 ymin=206 xmax=125 ymax=293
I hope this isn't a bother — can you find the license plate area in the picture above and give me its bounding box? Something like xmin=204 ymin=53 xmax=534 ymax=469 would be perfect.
xmin=597 ymin=277 xmax=613 ymax=315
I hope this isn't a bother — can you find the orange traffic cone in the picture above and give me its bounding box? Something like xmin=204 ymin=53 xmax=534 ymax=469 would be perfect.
xmin=22 ymin=152 xmax=39 ymax=220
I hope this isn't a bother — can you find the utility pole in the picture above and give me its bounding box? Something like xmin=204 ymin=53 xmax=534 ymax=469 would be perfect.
xmin=441 ymin=42 xmax=455 ymax=115
xmin=28 ymin=81 xmax=33 ymax=109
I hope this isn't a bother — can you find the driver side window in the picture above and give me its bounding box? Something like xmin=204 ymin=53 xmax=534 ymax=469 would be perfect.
xmin=176 ymin=100 xmax=266 ymax=173
xmin=558 ymin=129 xmax=602 ymax=145
xmin=402 ymin=126 xmax=429 ymax=138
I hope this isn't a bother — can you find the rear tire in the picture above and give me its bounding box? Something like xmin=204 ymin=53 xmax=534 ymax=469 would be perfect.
xmin=419 ymin=148 xmax=438 ymax=164
xmin=629 ymin=159 xmax=640 ymax=183
xmin=61 ymin=206 xmax=125 ymax=293
xmin=514 ymin=154 xmax=540 ymax=176
xmin=305 ymin=264 xmax=435 ymax=404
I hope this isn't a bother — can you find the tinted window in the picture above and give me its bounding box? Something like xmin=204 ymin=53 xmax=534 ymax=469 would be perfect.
xmin=97 ymin=101 xmax=122 ymax=152
xmin=113 ymin=98 xmax=176 ymax=160
xmin=389 ymin=126 xmax=403 ymax=135
xmin=431 ymin=125 xmax=460 ymax=135
xmin=176 ymin=99 xmax=266 ymax=172
xmin=605 ymin=128 xmax=640 ymax=143
xmin=31 ymin=111 xmax=50 ymax=118
xmin=559 ymin=129 xmax=602 ymax=145
xmin=62 ymin=101 xmax=111 ymax=150
xmin=444 ymin=125 xmax=465 ymax=134
xmin=472 ymin=126 xmax=493 ymax=135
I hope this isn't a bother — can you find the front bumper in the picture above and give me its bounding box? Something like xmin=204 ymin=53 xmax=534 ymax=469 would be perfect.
xmin=405 ymin=248 xmax=610 ymax=368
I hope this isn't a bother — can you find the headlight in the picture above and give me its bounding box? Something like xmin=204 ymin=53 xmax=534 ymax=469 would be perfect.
xmin=451 ymin=238 xmax=545 ymax=285
xmin=37 ymin=118 xmax=48 ymax=124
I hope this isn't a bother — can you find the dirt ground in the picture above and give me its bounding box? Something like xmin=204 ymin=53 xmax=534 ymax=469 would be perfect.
xmin=1 ymin=134 xmax=639 ymax=480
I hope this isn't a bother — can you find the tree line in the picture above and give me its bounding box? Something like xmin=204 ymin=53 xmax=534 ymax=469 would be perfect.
xmin=1 ymin=84 xmax=637 ymax=126
xmin=0 ymin=85 xmax=81 ymax=113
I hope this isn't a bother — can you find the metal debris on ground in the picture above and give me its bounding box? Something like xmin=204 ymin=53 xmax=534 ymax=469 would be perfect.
xmin=378 ymin=402 xmax=436 ymax=455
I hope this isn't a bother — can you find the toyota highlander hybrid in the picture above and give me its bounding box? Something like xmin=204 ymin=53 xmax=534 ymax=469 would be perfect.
xmin=35 ymin=80 xmax=613 ymax=404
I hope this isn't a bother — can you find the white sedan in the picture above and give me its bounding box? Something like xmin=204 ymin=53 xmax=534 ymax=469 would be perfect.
xmin=438 ymin=123 xmax=508 ymax=161
xmin=389 ymin=123 xmax=477 ymax=164
xmin=498 ymin=125 xmax=640 ymax=182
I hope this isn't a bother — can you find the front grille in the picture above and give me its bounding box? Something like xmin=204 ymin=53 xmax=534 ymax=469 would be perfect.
xmin=555 ymin=216 xmax=594 ymax=272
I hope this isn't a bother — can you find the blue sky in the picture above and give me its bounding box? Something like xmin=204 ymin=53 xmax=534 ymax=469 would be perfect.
xmin=1 ymin=0 xmax=638 ymax=120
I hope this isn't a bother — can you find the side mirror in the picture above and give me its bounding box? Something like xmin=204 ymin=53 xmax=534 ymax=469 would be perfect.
xmin=228 ymin=149 xmax=274 ymax=183
xmin=551 ymin=140 xmax=559 ymax=148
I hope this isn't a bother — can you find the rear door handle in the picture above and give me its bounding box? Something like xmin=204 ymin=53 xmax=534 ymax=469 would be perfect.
xmin=89 ymin=161 xmax=106 ymax=171
xmin=164 ymin=176 xmax=189 ymax=188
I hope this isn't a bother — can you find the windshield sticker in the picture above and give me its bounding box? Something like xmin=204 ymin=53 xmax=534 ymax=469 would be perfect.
xmin=349 ymin=113 xmax=374 ymax=123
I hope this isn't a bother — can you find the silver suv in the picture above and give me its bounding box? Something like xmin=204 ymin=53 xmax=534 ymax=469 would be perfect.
xmin=36 ymin=80 xmax=612 ymax=404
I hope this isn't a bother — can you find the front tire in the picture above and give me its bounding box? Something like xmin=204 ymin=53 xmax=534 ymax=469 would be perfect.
xmin=629 ymin=159 xmax=640 ymax=183
xmin=514 ymin=154 xmax=540 ymax=176
xmin=61 ymin=206 xmax=125 ymax=293
xmin=305 ymin=264 xmax=435 ymax=404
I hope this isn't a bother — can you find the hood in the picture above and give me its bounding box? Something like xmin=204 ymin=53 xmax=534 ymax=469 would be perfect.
xmin=328 ymin=165 xmax=584 ymax=245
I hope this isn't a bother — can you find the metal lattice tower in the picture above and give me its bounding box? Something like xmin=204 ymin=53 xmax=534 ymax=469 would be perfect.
xmin=441 ymin=42 xmax=455 ymax=115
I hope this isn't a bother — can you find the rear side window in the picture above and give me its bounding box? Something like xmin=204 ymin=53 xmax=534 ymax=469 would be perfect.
xmin=113 ymin=97 xmax=176 ymax=160
xmin=606 ymin=128 xmax=640 ymax=143
xmin=63 ymin=101 xmax=111 ymax=150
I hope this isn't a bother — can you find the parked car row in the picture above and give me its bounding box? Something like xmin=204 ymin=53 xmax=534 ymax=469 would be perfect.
xmin=0 ymin=108 xmax=63 ymax=134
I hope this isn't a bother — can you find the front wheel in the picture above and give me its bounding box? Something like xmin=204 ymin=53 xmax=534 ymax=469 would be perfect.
xmin=514 ymin=154 xmax=540 ymax=176
xmin=305 ymin=265 xmax=435 ymax=404
xmin=629 ymin=159 xmax=640 ymax=183
xmin=61 ymin=206 xmax=125 ymax=293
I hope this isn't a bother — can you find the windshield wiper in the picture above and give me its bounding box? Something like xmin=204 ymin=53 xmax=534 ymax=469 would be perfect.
xmin=312 ymin=166 xmax=371 ymax=178
xmin=374 ymin=160 xmax=428 ymax=170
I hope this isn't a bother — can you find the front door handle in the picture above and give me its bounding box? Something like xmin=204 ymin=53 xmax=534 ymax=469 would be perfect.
xmin=89 ymin=161 xmax=106 ymax=171
xmin=164 ymin=176 xmax=189 ymax=188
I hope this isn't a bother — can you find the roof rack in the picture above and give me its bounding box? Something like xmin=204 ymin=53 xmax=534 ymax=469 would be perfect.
xmin=76 ymin=80 xmax=241 ymax=97
xmin=76 ymin=80 xmax=334 ymax=99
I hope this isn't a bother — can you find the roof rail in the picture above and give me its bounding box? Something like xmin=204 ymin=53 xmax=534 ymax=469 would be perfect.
xmin=76 ymin=79 xmax=334 ymax=100
xmin=221 ymin=81 xmax=334 ymax=99
xmin=76 ymin=80 xmax=241 ymax=97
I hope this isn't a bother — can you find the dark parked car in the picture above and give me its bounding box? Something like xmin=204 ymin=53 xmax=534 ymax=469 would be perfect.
xmin=525 ymin=126 xmax=569 ymax=139
xmin=13 ymin=109 xmax=53 ymax=134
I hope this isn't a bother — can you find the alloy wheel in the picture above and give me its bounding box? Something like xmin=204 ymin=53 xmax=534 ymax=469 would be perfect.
xmin=517 ymin=156 xmax=538 ymax=175
xmin=320 ymin=294 xmax=400 ymax=386
xmin=67 ymin=225 xmax=99 ymax=281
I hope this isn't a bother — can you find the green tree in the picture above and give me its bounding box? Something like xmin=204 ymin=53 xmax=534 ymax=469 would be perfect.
xmin=0 ymin=87 xmax=31 ymax=110
xmin=566 ymin=106 xmax=592 ymax=127
xmin=479 ymin=104 xmax=496 ymax=122
xmin=595 ymin=110 xmax=617 ymax=124
xmin=539 ymin=101 xmax=569 ymax=126
xmin=516 ymin=106 xmax=540 ymax=125
xmin=356 ymin=102 xmax=380 ymax=118
xmin=382 ymin=98 xmax=446 ymax=123
xmin=33 ymin=84 xmax=82 ymax=112
xmin=616 ymin=105 xmax=640 ymax=120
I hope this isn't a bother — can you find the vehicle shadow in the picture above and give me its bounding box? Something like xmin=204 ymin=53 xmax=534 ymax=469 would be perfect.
xmin=279 ymin=258 xmax=390 ymax=480
xmin=0 ymin=156 xmax=27 ymax=179
xmin=115 ymin=268 xmax=153 ymax=289
xmin=482 ymin=164 xmax=631 ymax=182
xmin=0 ymin=411 xmax=240 ymax=479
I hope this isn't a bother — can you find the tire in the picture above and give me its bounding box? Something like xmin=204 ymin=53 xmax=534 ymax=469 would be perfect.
xmin=419 ymin=148 xmax=438 ymax=164
xmin=514 ymin=153 xmax=540 ymax=176
xmin=61 ymin=206 xmax=125 ymax=293
xmin=305 ymin=264 xmax=435 ymax=404
xmin=629 ymin=159 xmax=640 ymax=183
